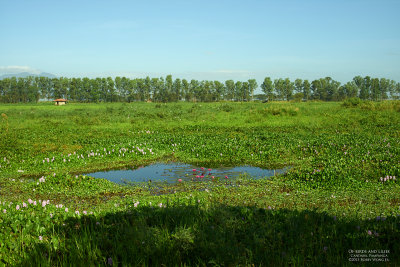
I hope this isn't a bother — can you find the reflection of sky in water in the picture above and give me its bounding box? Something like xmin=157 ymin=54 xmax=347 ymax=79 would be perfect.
xmin=85 ymin=162 xmax=288 ymax=184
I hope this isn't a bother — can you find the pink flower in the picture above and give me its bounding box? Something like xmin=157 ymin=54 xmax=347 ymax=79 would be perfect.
xmin=39 ymin=236 xmax=43 ymax=241
xmin=107 ymin=257 xmax=113 ymax=265
xmin=225 ymin=176 xmax=228 ymax=179
xmin=42 ymin=202 xmax=47 ymax=207
xmin=28 ymin=199 xmax=33 ymax=204
xmin=367 ymin=230 xmax=372 ymax=235
xmin=23 ymin=202 xmax=27 ymax=207
xmin=75 ymin=210 xmax=80 ymax=215
xmin=96 ymin=222 xmax=100 ymax=225
xmin=2 ymin=209 xmax=6 ymax=213
xmin=178 ymin=179 xmax=182 ymax=183
xmin=16 ymin=205 xmax=20 ymax=210
xmin=65 ymin=208 xmax=68 ymax=212
xmin=211 ymin=176 xmax=215 ymax=179
xmin=192 ymin=169 xmax=196 ymax=172
xmin=83 ymin=211 xmax=87 ymax=215
xmin=33 ymin=201 xmax=37 ymax=206
xmin=134 ymin=201 xmax=139 ymax=207
xmin=208 ymin=168 xmax=212 ymax=171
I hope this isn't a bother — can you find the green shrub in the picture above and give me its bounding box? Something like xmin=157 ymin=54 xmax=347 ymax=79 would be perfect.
xmin=342 ymin=97 xmax=362 ymax=107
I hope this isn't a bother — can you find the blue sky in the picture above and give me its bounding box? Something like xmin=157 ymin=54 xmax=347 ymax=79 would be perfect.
xmin=1 ymin=0 xmax=399 ymax=88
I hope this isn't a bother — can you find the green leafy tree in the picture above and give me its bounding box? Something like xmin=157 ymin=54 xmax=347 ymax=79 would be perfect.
xmin=0 ymin=79 xmax=4 ymax=102
xmin=358 ymin=76 xmax=371 ymax=100
xmin=325 ymin=77 xmax=340 ymax=101
xmin=387 ymin=80 xmax=398 ymax=99
xmin=181 ymin=79 xmax=190 ymax=101
xmin=81 ymin=78 xmax=91 ymax=102
xmin=28 ymin=76 xmax=40 ymax=102
xmin=157 ymin=77 xmax=166 ymax=102
xmin=283 ymin=78 xmax=294 ymax=101
xmin=127 ymin=79 xmax=138 ymax=102
xmin=294 ymin=79 xmax=303 ymax=94
xmin=302 ymin=80 xmax=311 ymax=101
xmin=150 ymin=78 xmax=159 ymax=102
xmin=242 ymin=81 xmax=250 ymax=101
xmin=274 ymin=79 xmax=284 ymax=100
xmin=379 ymin=78 xmax=390 ymax=100
xmin=261 ymin=77 xmax=274 ymax=101
xmin=225 ymin=80 xmax=235 ymax=101
xmin=144 ymin=76 xmax=151 ymax=102
xmin=189 ymin=79 xmax=199 ymax=102
xmin=340 ymin=81 xmax=358 ymax=100
xmin=172 ymin=78 xmax=181 ymax=101
xmin=213 ymin=81 xmax=225 ymax=101
xmin=114 ymin=77 xmax=123 ymax=101
xmin=370 ymin=78 xmax=381 ymax=101
xmin=106 ymin=77 xmax=115 ymax=102
xmin=118 ymin=77 xmax=129 ymax=101
xmin=396 ymin=82 xmax=400 ymax=99
xmin=165 ymin=75 xmax=173 ymax=102
xmin=234 ymin=81 xmax=243 ymax=101
xmin=89 ymin=78 xmax=100 ymax=102
xmin=197 ymin=81 xmax=207 ymax=102
xmin=248 ymin=79 xmax=258 ymax=101
xmin=69 ymin=78 xmax=81 ymax=102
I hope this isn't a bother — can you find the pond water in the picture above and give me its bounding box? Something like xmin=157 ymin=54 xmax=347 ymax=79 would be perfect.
xmin=85 ymin=162 xmax=288 ymax=184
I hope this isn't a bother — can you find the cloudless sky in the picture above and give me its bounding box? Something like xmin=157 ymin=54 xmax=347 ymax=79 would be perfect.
xmin=1 ymin=0 xmax=399 ymax=88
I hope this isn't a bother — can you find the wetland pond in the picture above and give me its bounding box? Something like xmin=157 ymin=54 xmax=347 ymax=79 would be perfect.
xmin=85 ymin=162 xmax=288 ymax=184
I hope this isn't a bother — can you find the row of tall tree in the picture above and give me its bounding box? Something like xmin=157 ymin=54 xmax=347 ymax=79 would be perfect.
xmin=261 ymin=76 xmax=400 ymax=101
xmin=0 ymin=75 xmax=399 ymax=103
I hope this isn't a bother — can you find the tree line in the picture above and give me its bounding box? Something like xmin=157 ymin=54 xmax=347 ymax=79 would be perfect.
xmin=0 ymin=75 xmax=399 ymax=103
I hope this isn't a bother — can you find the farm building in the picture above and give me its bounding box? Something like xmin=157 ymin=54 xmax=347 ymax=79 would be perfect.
xmin=53 ymin=99 xmax=67 ymax=105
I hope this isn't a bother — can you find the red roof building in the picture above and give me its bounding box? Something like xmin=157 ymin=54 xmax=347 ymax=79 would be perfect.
xmin=53 ymin=99 xmax=67 ymax=105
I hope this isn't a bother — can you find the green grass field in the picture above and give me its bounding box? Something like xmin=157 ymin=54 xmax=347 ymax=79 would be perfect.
xmin=1 ymin=101 xmax=400 ymax=266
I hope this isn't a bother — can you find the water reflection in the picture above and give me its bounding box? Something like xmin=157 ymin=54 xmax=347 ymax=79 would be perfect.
xmin=85 ymin=162 xmax=287 ymax=184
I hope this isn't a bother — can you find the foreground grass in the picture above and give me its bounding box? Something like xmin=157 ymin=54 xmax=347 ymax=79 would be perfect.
xmin=1 ymin=101 xmax=400 ymax=266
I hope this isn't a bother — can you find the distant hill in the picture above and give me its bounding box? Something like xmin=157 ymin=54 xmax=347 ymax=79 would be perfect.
xmin=0 ymin=72 xmax=57 ymax=79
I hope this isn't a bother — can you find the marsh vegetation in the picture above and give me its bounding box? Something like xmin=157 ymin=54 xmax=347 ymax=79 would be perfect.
xmin=0 ymin=101 xmax=399 ymax=265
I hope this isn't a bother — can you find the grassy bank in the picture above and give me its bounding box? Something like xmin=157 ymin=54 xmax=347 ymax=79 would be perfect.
xmin=1 ymin=101 xmax=400 ymax=266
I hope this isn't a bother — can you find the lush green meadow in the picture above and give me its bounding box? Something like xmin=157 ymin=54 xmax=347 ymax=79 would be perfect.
xmin=1 ymin=101 xmax=400 ymax=266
